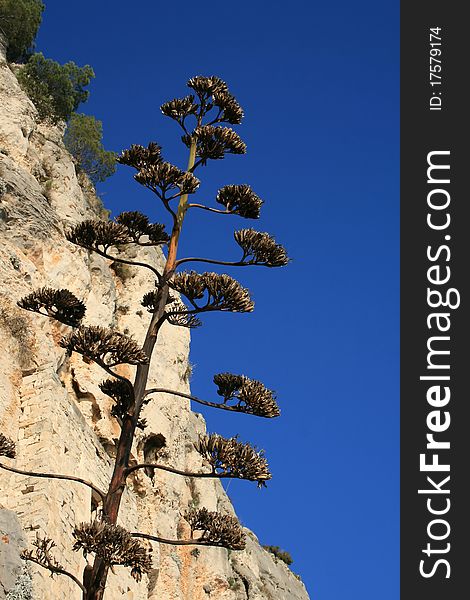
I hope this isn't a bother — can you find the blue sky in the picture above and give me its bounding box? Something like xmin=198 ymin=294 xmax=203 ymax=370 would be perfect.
xmin=37 ymin=2 xmax=399 ymax=598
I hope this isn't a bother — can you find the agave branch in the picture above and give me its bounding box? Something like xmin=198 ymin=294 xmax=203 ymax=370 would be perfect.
xmin=169 ymin=272 xmax=254 ymax=313
xmin=164 ymin=299 xmax=203 ymax=329
xmin=124 ymin=462 xmax=232 ymax=479
xmin=17 ymin=288 xmax=86 ymax=327
xmin=115 ymin=211 xmax=170 ymax=246
xmin=0 ymin=462 xmax=105 ymax=500
xmin=99 ymin=379 xmax=147 ymax=429
xmin=143 ymin=375 xmax=280 ymax=419
xmin=117 ymin=142 xmax=163 ymax=170
xmin=0 ymin=435 xmax=105 ymax=499
xmin=188 ymin=184 xmax=263 ymax=219
xmin=60 ymin=326 xmax=149 ymax=370
xmin=66 ymin=220 xmax=162 ymax=279
xmin=182 ymin=126 xmax=246 ymax=169
xmin=132 ymin=507 xmax=245 ymax=550
xmin=73 ymin=521 xmax=152 ymax=582
xmin=134 ymin=162 xmax=200 ymax=198
xmin=125 ymin=458 xmax=263 ymax=481
xmin=195 ymin=434 xmax=271 ymax=487
xmin=161 ymin=76 xmax=244 ymax=134
xmin=176 ymin=229 xmax=289 ymax=269
xmin=22 ymin=536 xmax=87 ymax=594
xmin=131 ymin=532 xmax=212 ymax=546
xmin=160 ymin=95 xmax=198 ymax=133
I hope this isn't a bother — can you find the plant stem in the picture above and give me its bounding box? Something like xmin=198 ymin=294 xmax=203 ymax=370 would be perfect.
xmin=0 ymin=462 xmax=105 ymax=500
xmin=85 ymin=139 xmax=197 ymax=600
xmin=131 ymin=531 xmax=228 ymax=547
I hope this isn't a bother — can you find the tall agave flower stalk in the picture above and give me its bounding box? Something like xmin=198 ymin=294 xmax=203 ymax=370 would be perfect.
xmin=0 ymin=76 xmax=289 ymax=599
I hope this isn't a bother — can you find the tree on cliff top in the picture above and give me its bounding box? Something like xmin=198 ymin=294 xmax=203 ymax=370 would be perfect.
xmin=0 ymin=75 xmax=289 ymax=599
xmin=64 ymin=113 xmax=117 ymax=185
xmin=0 ymin=0 xmax=44 ymax=62
xmin=17 ymin=53 xmax=94 ymax=124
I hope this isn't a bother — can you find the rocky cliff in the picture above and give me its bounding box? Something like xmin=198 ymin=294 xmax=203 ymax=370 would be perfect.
xmin=0 ymin=41 xmax=310 ymax=600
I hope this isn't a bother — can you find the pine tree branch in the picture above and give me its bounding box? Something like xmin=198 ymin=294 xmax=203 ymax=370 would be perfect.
xmin=0 ymin=462 xmax=105 ymax=501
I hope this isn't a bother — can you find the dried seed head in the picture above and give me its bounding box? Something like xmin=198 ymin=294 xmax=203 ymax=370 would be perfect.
xmin=166 ymin=299 xmax=202 ymax=329
xmin=141 ymin=290 xmax=158 ymax=313
xmin=213 ymin=92 xmax=244 ymax=124
xmin=73 ymin=521 xmax=152 ymax=582
xmin=60 ymin=326 xmax=148 ymax=367
xmin=100 ymin=379 xmax=134 ymax=417
xmin=118 ymin=142 xmax=163 ymax=170
xmin=115 ymin=211 xmax=169 ymax=245
xmin=0 ymin=433 xmax=16 ymax=458
xmin=184 ymin=507 xmax=246 ymax=550
xmin=196 ymin=434 xmax=271 ymax=487
xmin=141 ymin=290 xmax=175 ymax=313
xmin=66 ymin=220 xmax=130 ymax=251
xmin=134 ymin=161 xmax=200 ymax=195
xmin=161 ymin=95 xmax=198 ymax=121
xmin=170 ymin=272 xmax=254 ymax=313
xmin=216 ymin=185 xmax=263 ymax=219
xmin=213 ymin=373 xmax=280 ymax=418
xmin=182 ymin=126 xmax=246 ymax=164
xmin=187 ymin=75 xmax=229 ymax=98
xmin=234 ymin=229 xmax=289 ymax=267
xmin=21 ymin=535 xmax=62 ymax=571
xmin=17 ymin=287 xmax=86 ymax=327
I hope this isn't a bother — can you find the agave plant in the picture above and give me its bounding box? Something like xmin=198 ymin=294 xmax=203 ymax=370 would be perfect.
xmin=1 ymin=75 xmax=290 ymax=600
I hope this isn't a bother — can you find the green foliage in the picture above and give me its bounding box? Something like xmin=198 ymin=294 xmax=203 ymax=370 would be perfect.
xmin=64 ymin=113 xmax=116 ymax=185
xmin=17 ymin=53 xmax=94 ymax=123
xmin=0 ymin=0 xmax=44 ymax=62
xmin=263 ymin=545 xmax=293 ymax=566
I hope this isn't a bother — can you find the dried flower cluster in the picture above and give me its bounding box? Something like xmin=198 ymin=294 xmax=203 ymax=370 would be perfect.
xmin=216 ymin=184 xmax=263 ymax=219
xmin=161 ymin=95 xmax=198 ymax=124
xmin=117 ymin=142 xmax=163 ymax=170
xmin=0 ymin=433 xmax=16 ymax=458
xmin=212 ymin=91 xmax=244 ymax=125
xmin=119 ymin=140 xmax=200 ymax=196
xmin=100 ymin=379 xmax=133 ymax=417
xmin=184 ymin=507 xmax=246 ymax=550
xmin=161 ymin=76 xmax=243 ymax=132
xmin=66 ymin=220 xmax=130 ymax=252
xmin=213 ymin=373 xmax=280 ymax=418
xmin=196 ymin=434 xmax=271 ymax=486
xmin=115 ymin=211 xmax=169 ymax=245
xmin=60 ymin=326 xmax=148 ymax=367
xmin=142 ymin=291 xmax=202 ymax=327
xmin=187 ymin=75 xmax=229 ymax=98
xmin=134 ymin=161 xmax=200 ymax=196
xmin=17 ymin=287 xmax=86 ymax=327
xmin=234 ymin=229 xmax=289 ymax=267
xmin=21 ymin=536 xmax=63 ymax=572
xmin=166 ymin=299 xmax=202 ymax=329
xmin=72 ymin=521 xmax=152 ymax=582
xmin=170 ymin=272 xmax=254 ymax=313
xmin=183 ymin=126 xmax=246 ymax=165
xmin=141 ymin=290 xmax=163 ymax=313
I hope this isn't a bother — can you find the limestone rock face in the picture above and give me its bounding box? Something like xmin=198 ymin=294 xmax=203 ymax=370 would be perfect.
xmin=0 ymin=44 xmax=309 ymax=600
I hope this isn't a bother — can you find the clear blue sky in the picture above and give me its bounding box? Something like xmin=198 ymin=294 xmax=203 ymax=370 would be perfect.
xmin=37 ymin=2 xmax=399 ymax=598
